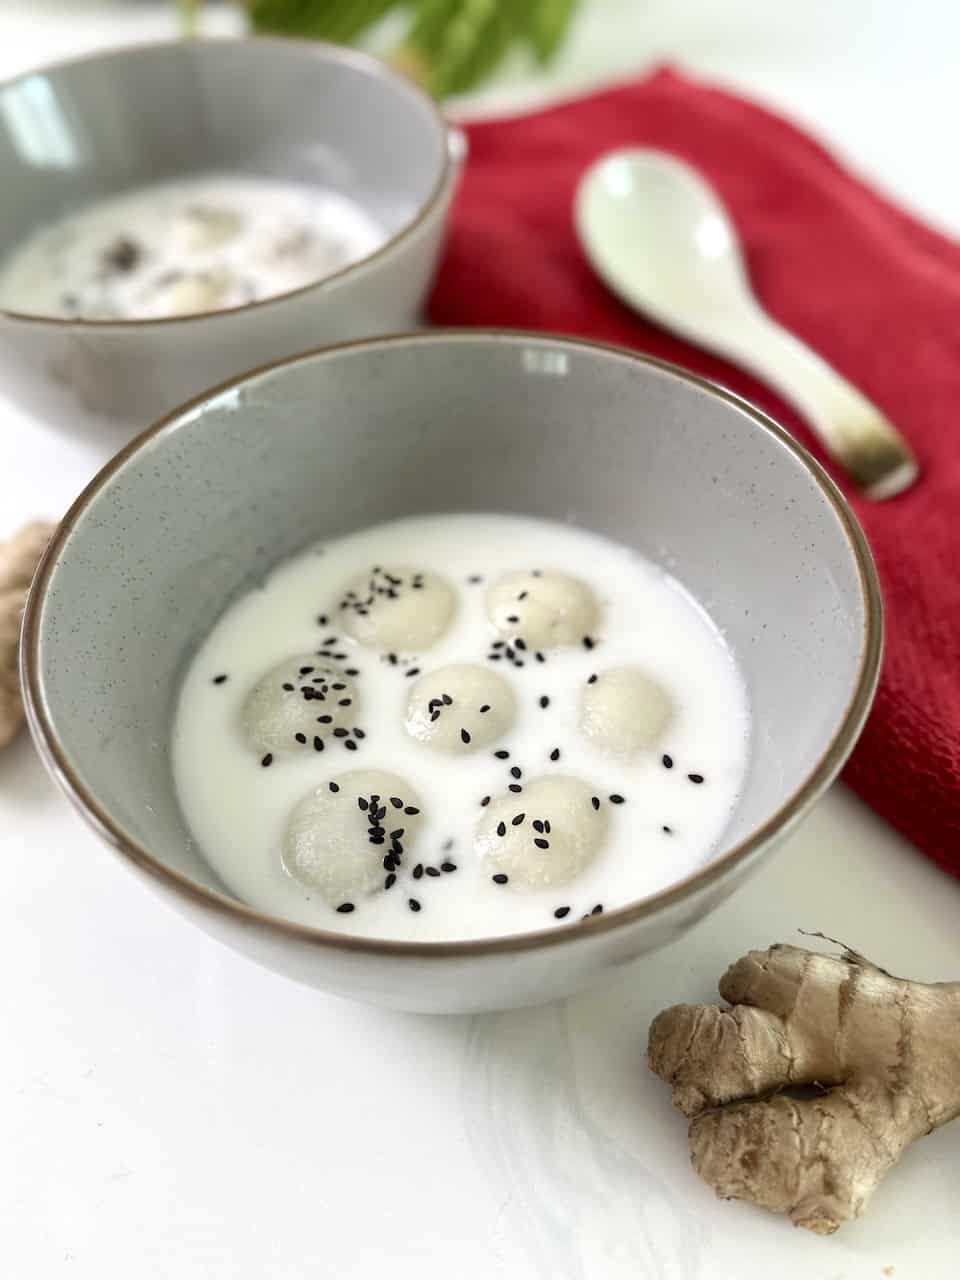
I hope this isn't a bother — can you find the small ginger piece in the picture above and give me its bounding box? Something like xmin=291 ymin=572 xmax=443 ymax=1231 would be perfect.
xmin=648 ymin=943 xmax=960 ymax=1234
xmin=0 ymin=521 xmax=55 ymax=748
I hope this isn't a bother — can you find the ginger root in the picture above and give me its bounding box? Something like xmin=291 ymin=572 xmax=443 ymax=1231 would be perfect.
xmin=0 ymin=521 xmax=55 ymax=748
xmin=648 ymin=943 xmax=960 ymax=1234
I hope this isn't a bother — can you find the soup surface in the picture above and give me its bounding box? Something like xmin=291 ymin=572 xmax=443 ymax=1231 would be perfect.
xmin=172 ymin=513 xmax=750 ymax=942
xmin=0 ymin=174 xmax=385 ymax=319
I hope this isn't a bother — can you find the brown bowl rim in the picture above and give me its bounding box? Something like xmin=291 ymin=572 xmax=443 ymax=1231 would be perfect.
xmin=0 ymin=36 xmax=453 ymax=329
xmin=21 ymin=330 xmax=883 ymax=959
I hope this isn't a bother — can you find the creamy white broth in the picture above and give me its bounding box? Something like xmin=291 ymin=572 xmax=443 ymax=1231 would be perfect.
xmin=0 ymin=174 xmax=385 ymax=320
xmin=172 ymin=514 xmax=750 ymax=942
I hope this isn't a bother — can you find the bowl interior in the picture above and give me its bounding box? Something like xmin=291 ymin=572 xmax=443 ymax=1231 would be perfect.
xmin=27 ymin=334 xmax=876 ymax=911
xmin=0 ymin=39 xmax=446 ymax=269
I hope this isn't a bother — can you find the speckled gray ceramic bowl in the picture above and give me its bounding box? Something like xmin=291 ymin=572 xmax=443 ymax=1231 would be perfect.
xmin=0 ymin=39 xmax=457 ymax=430
xmin=22 ymin=332 xmax=881 ymax=1013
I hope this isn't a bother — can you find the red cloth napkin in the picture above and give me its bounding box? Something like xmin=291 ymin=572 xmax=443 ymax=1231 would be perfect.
xmin=430 ymin=68 xmax=960 ymax=880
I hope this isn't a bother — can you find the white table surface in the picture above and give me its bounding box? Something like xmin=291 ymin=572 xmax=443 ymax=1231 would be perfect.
xmin=2 ymin=4 xmax=959 ymax=1278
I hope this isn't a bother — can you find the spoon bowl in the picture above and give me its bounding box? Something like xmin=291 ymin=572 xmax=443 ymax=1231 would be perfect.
xmin=575 ymin=148 xmax=917 ymax=499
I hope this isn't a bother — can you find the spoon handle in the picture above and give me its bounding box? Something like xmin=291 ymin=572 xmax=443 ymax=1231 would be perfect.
xmin=728 ymin=310 xmax=918 ymax=499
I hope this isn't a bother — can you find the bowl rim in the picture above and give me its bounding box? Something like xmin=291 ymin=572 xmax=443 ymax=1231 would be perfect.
xmin=0 ymin=36 xmax=454 ymax=329
xmin=21 ymin=330 xmax=883 ymax=959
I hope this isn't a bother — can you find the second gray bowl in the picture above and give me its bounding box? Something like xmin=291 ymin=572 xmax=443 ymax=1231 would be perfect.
xmin=0 ymin=38 xmax=456 ymax=429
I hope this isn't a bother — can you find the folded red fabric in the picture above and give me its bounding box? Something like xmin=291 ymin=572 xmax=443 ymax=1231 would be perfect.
xmin=430 ymin=68 xmax=960 ymax=879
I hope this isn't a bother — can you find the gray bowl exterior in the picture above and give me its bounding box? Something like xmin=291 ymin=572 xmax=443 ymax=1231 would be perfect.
xmin=23 ymin=333 xmax=881 ymax=1013
xmin=0 ymin=40 xmax=454 ymax=430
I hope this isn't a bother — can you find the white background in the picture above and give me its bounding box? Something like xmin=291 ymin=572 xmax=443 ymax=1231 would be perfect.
xmin=2 ymin=3 xmax=959 ymax=1278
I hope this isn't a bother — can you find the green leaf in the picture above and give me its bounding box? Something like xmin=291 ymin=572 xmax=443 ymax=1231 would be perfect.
xmin=407 ymin=0 xmax=516 ymax=97
xmin=248 ymin=0 xmax=398 ymax=43
xmin=243 ymin=0 xmax=580 ymax=97
xmin=527 ymin=0 xmax=578 ymax=64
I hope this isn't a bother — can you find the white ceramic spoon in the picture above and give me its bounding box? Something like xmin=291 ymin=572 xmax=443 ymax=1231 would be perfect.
xmin=575 ymin=148 xmax=917 ymax=499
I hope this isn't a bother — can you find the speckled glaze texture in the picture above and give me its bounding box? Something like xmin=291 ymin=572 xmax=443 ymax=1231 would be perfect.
xmin=22 ymin=333 xmax=882 ymax=1012
xmin=0 ymin=40 xmax=455 ymax=430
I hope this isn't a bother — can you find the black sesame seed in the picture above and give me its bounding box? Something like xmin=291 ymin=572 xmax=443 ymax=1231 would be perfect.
xmin=441 ymin=862 xmax=457 ymax=873
xmin=492 ymin=873 xmax=508 ymax=885
xmin=535 ymin=652 xmax=545 ymax=663
xmin=488 ymin=653 xmax=502 ymax=662
xmin=515 ymin=637 xmax=527 ymax=651
xmin=338 ymin=698 xmax=352 ymax=707
xmin=261 ymin=753 xmax=273 ymax=767
xmin=390 ymin=829 xmax=404 ymax=840
xmin=294 ymin=732 xmax=307 ymax=744
xmin=506 ymin=614 xmax=520 ymax=623
xmin=408 ymin=898 xmax=421 ymax=912
xmin=318 ymin=715 xmax=333 ymax=724
xmin=426 ymin=867 xmax=441 ymax=878
xmin=313 ymin=737 xmax=324 ymax=752
xmin=543 ymin=820 xmax=551 ymax=834
xmin=492 ymin=640 xmax=506 ymax=650
xmin=336 ymin=902 xmax=355 ymax=914
xmin=333 ymin=728 xmax=348 ymax=738
xmin=662 ymin=825 xmax=673 ymax=834
xmin=533 ymin=820 xmax=544 ymax=833
xmin=534 ymin=837 xmax=549 ymax=850
xmin=609 ymin=793 xmax=625 ymax=804
xmin=549 ymin=748 xmax=560 ymax=762
xmin=390 ymin=796 xmax=404 ymax=809
xmin=413 ymin=864 xmax=424 ymax=879
xmin=554 ymin=906 xmax=570 ymax=919
xmin=591 ymin=796 xmax=600 ymax=810
xmin=317 ymin=614 xmax=328 ymax=626
xmin=494 ymin=750 xmax=510 ymax=760
xmin=582 ymin=636 xmax=595 ymax=650
xmin=513 ymin=660 xmax=525 ymax=669
xmin=404 ymin=806 xmax=420 ymax=816
xmin=299 ymin=666 xmax=314 ymax=675
xmin=387 ymin=653 xmax=398 ymax=665
xmin=688 ymin=773 xmax=705 ymax=784
xmin=460 ymin=728 xmax=471 ymax=745
xmin=511 ymin=813 xmax=525 ymax=826
xmin=591 ymin=904 xmax=604 ymax=915
xmin=345 ymin=668 xmax=360 ymax=677
xmin=510 ymin=766 xmax=522 ymax=779
xmin=358 ymin=798 xmax=369 ymax=811
xmin=212 ymin=674 xmax=228 ymax=685
xmin=479 ymin=704 xmax=491 ymax=713
xmin=442 ymin=694 xmax=453 ymax=706
xmin=539 ymin=695 xmax=550 ymax=709
xmin=496 ymin=821 xmax=507 ymax=837
xmin=508 ymin=784 xmax=523 ymax=793
xmin=332 ymin=653 xmax=347 ymax=661
xmin=468 ymin=575 xmax=483 ymax=584
xmin=282 ymin=682 xmax=295 ymax=691
xmin=662 ymin=753 xmax=674 ymax=769
xmin=384 ymin=873 xmax=397 ymax=889
xmin=480 ymin=795 xmax=491 ymax=807
xmin=331 ymin=682 xmax=346 ymax=691
xmin=405 ymin=667 xmax=421 ymax=678
xmin=329 ymin=782 xmax=340 ymax=793
xmin=353 ymin=728 xmax=366 ymax=739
